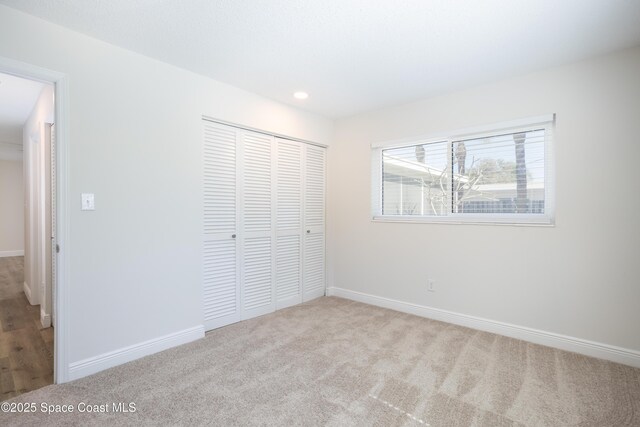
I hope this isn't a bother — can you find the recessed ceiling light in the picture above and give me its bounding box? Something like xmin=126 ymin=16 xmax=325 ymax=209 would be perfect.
xmin=293 ymin=91 xmax=309 ymax=100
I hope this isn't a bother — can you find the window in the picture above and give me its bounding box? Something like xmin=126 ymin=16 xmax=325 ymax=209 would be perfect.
xmin=371 ymin=115 xmax=554 ymax=225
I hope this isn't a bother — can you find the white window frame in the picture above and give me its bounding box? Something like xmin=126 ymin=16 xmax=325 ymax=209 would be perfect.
xmin=371 ymin=114 xmax=555 ymax=226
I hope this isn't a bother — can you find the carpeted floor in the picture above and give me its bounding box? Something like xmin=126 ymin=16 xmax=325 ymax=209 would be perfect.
xmin=2 ymin=297 xmax=639 ymax=426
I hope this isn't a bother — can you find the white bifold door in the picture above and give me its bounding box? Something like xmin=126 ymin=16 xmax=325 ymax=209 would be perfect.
xmin=203 ymin=120 xmax=325 ymax=331
xmin=302 ymin=144 xmax=326 ymax=302
xmin=240 ymin=131 xmax=275 ymax=319
xmin=275 ymin=138 xmax=303 ymax=309
xmin=203 ymin=124 xmax=239 ymax=330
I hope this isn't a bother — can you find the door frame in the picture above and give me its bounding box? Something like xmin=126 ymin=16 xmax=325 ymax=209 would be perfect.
xmin=0 ymin=55 xmax=70 ymax=383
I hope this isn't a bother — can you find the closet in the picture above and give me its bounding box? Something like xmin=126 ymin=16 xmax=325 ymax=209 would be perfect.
xmin=202 ymin=119 xmax=326 ymax=331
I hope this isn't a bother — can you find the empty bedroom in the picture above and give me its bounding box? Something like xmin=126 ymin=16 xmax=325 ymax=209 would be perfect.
xmin=0 ymin=1 xmax=639 ymax=426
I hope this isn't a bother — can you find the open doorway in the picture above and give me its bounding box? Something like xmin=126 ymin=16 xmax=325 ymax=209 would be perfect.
xmin=0 ymin=71 xmax=55 ymax=399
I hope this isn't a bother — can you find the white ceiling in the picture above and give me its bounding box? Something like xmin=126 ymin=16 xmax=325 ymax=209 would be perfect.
xmin=2 ymin=1 xmax=640 ymax=118
xmin=0 ymin=72 xmax=45 ymax=146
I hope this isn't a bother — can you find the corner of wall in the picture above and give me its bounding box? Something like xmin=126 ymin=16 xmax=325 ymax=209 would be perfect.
xmin=23 ymin=280 xmax=38 ymax=305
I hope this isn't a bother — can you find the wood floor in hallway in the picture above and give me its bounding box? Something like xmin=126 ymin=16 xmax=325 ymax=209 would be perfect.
xmin=0 ymin=256 xmax=53 ymax=401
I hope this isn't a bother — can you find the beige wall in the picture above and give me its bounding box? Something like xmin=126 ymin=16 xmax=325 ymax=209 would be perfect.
xmin=328 ymin=46 xmax=640 ymax=352
xmin=0 ymin=158 xmax=24 ymax=254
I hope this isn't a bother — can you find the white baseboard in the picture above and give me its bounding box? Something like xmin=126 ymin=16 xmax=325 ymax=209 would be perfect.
xmin=40 ymin=308 xmax=51 ymax=328
xmin=68 ymin=325 xmax=205 ymax=381
xmin=0 ymin=250 xmax=24 ymax=258
xmin=327 ymin=287 xmax=640 ymax=368
xmin=23 ymin=281 xmax=39 ymax=305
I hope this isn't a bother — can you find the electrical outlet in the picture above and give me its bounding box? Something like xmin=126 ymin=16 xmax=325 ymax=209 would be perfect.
xmin=427 ymin=280 xmax=435 ymax=292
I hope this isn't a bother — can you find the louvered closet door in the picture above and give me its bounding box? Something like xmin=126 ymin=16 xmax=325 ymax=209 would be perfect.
xmin=240 ymin=131 xmax=276 ymax=320
xmin=303 ymin=144 xmax=326 ymax=302
xmin=203 ymin=122 xmax=240 ymax=330
xmin=275 ymin=138 xmax=303 ymax=309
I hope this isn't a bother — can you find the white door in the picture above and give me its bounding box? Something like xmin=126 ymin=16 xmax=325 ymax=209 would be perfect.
xmin=202 ymin=119 xmax=326 ymax=330
xmin=239 ymin=130 xmax=276 ymax=319
xmin=42 ymin=123 xmax=53 ymax=327
xmin=203 ymin=122 xmax=240 ymax=330
xmin=275 ymin=138 xmax=303 ymax=309
xmin=50 ymin=123 xmax=56 ymax=325
xmin=303 ymin=144 xmax=326 ymax=302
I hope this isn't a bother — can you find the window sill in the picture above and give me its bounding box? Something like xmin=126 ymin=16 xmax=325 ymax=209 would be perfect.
xmin=371 ymin=215 xmax=555 ymax=227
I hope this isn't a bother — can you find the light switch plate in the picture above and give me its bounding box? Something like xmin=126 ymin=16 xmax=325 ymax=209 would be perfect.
xmin=81 ymin=193 xmax=95 ymax=211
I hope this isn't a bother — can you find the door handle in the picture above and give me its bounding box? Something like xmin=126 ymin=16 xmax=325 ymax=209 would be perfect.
xmin=306 ymin=230 xmax=311 ymax=234
xmin=231 ymin=234 xmax=236 ymax=238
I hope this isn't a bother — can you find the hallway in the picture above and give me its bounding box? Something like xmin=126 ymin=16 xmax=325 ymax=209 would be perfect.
xmin=0 ymin=256 xmax=53 ymax=401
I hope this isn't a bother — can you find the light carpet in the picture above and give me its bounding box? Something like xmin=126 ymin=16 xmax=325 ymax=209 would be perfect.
xmin=2 ymin=297 xmax=639 ymax=426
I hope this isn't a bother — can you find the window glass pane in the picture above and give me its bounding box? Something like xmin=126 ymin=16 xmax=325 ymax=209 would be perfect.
xmin=382 ymin=141 xmax=449 ymax=216
xmin=453 ymin=129 xmax=545 ymax=214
